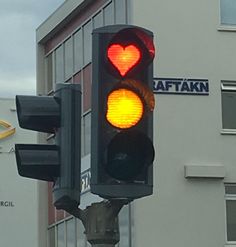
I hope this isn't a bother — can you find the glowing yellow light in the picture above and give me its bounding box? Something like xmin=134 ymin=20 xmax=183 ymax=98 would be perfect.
xmin=106 ymin=88 xmax=144 ymax=129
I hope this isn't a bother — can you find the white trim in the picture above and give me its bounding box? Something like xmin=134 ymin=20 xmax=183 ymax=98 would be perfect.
xmin=43 ymin=1 xmax=111 ymax=56
xmin=184 ymin=165 xmax=225 ymax=179
xmin=218 ymin=26 xmax=236 ymax=32
xmin=39 ymin=1 xmax=112 ymax=50
xmin=37 ymin=0 xmax=89 ymax=43
xmin=221 ymin=129 xmax=236 ymax=135
xmin=221 ymin=81 xmax=236 ymax=91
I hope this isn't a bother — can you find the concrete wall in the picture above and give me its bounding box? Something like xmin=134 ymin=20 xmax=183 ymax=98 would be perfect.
xmin=131 ymin=0 xmax=236 ymax=246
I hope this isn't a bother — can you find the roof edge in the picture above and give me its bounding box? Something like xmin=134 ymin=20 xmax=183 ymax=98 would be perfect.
xmin=36 ymin=0 xmax=92 ymax=44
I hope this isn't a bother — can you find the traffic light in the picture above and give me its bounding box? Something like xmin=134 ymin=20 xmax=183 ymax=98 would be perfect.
xmin=91 ymin=25 xmax=155 ymax=199
xmin=15 ymin=83 xmax=81 ymax=210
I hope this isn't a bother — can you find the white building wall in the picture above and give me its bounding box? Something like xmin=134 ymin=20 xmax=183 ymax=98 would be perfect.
xmin=131 ymin=0 xmax=236 ymax=247
xmin=0 ymin=98 xmax=47 ymax=247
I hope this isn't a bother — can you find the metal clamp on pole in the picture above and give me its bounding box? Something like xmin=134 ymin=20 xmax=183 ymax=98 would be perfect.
xmin=67 ymin=199 xmax=130 ymax=247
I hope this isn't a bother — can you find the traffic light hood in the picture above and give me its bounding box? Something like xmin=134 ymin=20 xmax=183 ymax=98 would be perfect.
xmin=105 ymin=26 xmax=155 ymax=78
xmin=16 ymin=95 xmax=60 ymax=134
xmin=117 ymin=79 xmax=155 ymax=112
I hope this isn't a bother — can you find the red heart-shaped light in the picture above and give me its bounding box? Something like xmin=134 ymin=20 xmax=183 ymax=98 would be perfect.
xmin=107 ymin=44 xmax=141 ymax=77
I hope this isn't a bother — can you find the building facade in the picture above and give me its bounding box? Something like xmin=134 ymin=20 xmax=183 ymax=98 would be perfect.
xmin=0 ymin=98 xmax=44 ymax=247
xmin=36 ymin=0 xmax=236 ymax=246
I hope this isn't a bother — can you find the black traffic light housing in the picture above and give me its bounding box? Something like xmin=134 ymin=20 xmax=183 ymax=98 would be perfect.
xmin=91 ymin=25 xmax=155 ymax=200
xmin=15 ymin=83 xmax=81 ymax=210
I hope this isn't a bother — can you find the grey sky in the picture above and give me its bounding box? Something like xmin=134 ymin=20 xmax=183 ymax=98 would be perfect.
xmin=0 ymin=0 xmax=64 ymax=98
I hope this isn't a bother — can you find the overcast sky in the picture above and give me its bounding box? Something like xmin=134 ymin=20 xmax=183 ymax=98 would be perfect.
xmin=0 ymin=0 xmax=64 ymax=98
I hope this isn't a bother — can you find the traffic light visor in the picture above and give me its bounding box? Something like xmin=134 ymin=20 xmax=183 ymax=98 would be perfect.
xmin=106 ymin=27 xmax=155 ymax=78
xmin=106 ymin=88 xmax=143 ymax=129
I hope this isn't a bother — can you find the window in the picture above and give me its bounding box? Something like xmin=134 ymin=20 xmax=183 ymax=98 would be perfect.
xmin=74 ymin=29 xmax=83 ymax=72
xmin=57 ymin=222 xmax=65 ymax=247
xmin=83 ymin=65 xmax=92 ymax=112
xmin=46 ymin=53 xmax=53 ymax=92
xmin=220 ymin=0 xmax=236 ymax=25
xmin=104 ymin=3 xmax=114 ymax=25
xmin=225 ymin=185 xmax=236 ymax=243
xmin=83 ymin=21 xmax=92 ymax=66
xmin=118 ymin=205 xmax=131 ymax=247
xmin=55 ymin=45 xmax=64 ymax=83
xmin=48 ymin=227 xmax=55 ymax=247
xmin=65 ymin=38 xmax=73 ymax=79
xmin=93 ymin=11 xmax=103 ymax=28
xmin=84 ymin=112 xmax=91 ymax=156
xmin=77 ymin=219 xmax=87 ymax=247
xmin=221 ymin=81 xmax=236 ymax=130
xmin=115 ymin=0 xmax=126 ymax=24
xmin=66 ymin=219 xmax=76 ymax=247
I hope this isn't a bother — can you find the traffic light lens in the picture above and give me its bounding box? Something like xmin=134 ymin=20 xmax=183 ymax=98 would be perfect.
xmin=107 ymin=44 xmax=141 ymax=77
xmin=106 ymin=88 xmax=143 ymax=129
xmin=106 ymin=130 xmax=155 ymax=181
